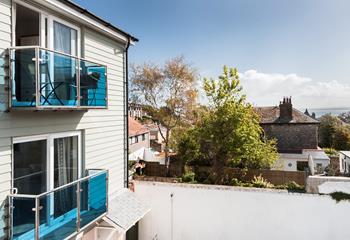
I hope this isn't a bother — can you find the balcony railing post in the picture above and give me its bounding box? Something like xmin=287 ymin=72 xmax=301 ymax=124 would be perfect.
xmin=8 ymin=49 xmax=12 ymax=109
xmin=8 ymin=196 xmax=13 ymax=239
xmin=106 ymin=170 xmax=109 ymax=213
xmin=34 ymin=197 xmax=40 ymax=240
xmin=35 ymin=47 xmax=40 ymax=107
xmin=76 ymin=182 xmax=81 ymax=232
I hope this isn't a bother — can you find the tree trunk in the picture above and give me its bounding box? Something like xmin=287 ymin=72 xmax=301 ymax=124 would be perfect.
xmin=165 ymin=129 xmax=170 ymax=177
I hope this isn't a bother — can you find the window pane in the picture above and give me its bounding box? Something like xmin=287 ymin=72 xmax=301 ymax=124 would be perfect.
xmin=14 ymin=140 xmax=47 ymax=194
xmin=54 ymin=136 xmax=79 ymax=188
xmin=54 ymin=136 xmax=79 ymax=218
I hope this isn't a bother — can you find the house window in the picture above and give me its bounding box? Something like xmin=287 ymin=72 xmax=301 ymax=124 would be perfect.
xmin=13 ymin=131 xmax=82 ymax=194
xmin=142 ymin=134 xmax=146 ymax=141
xmin=135 ymin=136 xmax=139 ymax=143
xmin=14 ymin=3 xmax=81 ymax=55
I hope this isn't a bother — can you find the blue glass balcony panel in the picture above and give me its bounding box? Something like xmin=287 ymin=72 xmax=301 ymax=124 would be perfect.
xmin=9 ymin=47 xmax=108 ymax=109
xmin=38 ymin=185 xmax=78 ymax=240
xmin=10 ymin=49 xmax=37 ymax=107
xmin=39 ymin=50 xmax=78 ymax=107
xmin=80 ymin=60 xmax=107 ymax=107
xmin=80 ymin=172 xmax=107 ymax=228
xmin=12 ymin=197 xmax=35 ymax=240
xmin=10 ymin=170 xmax=108 ymax=240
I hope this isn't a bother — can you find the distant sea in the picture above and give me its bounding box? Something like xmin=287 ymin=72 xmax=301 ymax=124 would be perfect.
xmin=300 ymin=108 xmax=350 ymax=118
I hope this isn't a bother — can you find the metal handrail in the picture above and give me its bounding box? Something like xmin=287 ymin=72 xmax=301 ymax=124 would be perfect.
xmin=8 ymin=46 xmax=107 ymax=68
xmin=9 ymin=169 xmax=109 ymax=240
xmin=9 ymin=169 xmax=107 ymax=198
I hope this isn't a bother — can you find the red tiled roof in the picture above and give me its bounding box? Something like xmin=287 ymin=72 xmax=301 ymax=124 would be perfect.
xmin=129 ymin=117 xmax=149 ymax=137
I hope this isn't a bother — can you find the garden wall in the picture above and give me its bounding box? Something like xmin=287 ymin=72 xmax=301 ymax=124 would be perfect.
xmin=135 ymin=181 xmax=350 ymax=240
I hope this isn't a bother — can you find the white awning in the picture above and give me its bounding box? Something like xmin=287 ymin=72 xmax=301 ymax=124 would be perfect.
xmin=104 ymin=188 xmax=150 ymax=232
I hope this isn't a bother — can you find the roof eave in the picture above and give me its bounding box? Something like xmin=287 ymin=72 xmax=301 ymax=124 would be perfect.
xmin=36 ymin=0 xmax=138 ymax=43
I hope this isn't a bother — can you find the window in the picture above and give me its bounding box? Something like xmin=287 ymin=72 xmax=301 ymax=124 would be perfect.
xmin=13 ymin=132 xmax=82 ymax=233
xmin=13 ymin=131 xmax=82 ymax=194
xmin=297 ymin=161 xmax=308 ymax=171
xmin=135 ymin=136 xmax=139 ymax=143
xmin=142 ymin=134 xmax=146 ymax=141
xmin=14 ymin=3 xmax=81 ymax=54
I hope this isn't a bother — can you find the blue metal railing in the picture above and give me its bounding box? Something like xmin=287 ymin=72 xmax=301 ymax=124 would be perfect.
xmin=9 ymin=169 xmax=108 ymax=240
xmin=9 ymin=46 xmax=108 ymax=109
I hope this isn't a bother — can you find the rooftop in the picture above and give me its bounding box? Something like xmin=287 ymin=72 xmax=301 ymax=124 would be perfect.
xmin=254 ymin=106 xmax=319 ymax=124
xmin=60 ymin=0 xmax=138 ymax=42
xmin=129 ymin=117 xmax=149 ymax=137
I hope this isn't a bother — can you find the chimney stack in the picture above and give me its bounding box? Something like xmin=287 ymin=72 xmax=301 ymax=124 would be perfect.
xmin=279 ymin=96 xmax=293 ymax=122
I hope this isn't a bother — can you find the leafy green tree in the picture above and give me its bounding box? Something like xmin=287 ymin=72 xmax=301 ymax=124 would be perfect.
xmin=333 ymin=126 xmax=350 ymax=150
xmin=177 ymin=66 xmax=278 ymax=183
xmin=319 ymin=114 xmax=343 ymax=148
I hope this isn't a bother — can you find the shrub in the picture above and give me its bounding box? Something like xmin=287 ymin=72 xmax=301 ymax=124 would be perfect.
xmin=251 ymin=175 xmax=274 ymax=188
xmin=329 ymin=192 xmax=350 ymax=203
xmin=182 ymin=171 xmax=196 ymax=183
xmin=241 ymin=182 xmax=253 ymax=187
xmin=231 ymin=178 xmax=242 ymax=186
xmin=275 ymin=181 xmax=305 ymax=191
xmin=323 ymin=148 xmax=339 ymax=157
xmin=284 ymin=181 xmax=304 ymax=191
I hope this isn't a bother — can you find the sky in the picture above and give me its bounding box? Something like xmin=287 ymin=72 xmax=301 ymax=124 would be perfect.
xmin=74 ymin=0 xmax=350 ymax=109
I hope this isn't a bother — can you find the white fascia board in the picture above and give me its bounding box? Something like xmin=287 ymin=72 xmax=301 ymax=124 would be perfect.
xmin=26 ymin=0 xmax=132 ymax=45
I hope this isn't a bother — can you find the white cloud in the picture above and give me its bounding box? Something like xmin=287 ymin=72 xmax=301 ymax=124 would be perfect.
xmin=239 ymin=70 xmax=350 ymax=109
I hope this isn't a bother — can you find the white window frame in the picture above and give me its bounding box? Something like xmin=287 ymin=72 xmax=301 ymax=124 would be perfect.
xmin=13 ymin=131 xmax=82 ymax=193
xmin=12 ymin=1 xmax=81 ymax=57
xmin=48 ymin=15 xmax=81 ymax=57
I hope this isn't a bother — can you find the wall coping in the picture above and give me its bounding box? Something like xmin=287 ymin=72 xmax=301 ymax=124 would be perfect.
xmin=134 ymin=180 xmax=332 ymax=198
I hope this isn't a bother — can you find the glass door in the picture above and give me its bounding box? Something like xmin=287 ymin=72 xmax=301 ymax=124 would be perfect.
xmin=14 ymin=140 xmax=47 ymax=194
xmin=13 ymin=138 xmax=47 ymax=238
xmin=13 ymin=132 xmax=82 ymax=230
xmin=41 ymin=17 xmax=80 ymax=106
xmin=53 ymin=135 xmax=79 ymax=217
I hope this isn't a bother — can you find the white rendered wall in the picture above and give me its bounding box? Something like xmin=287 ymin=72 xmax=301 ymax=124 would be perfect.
xmin=135 ymin=181 xmax=350 ymax=240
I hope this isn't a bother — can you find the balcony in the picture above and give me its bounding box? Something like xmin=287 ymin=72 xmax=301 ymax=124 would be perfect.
xmin=9 ymin=169 xmax=108 ymax=240
xmin=9 ymin=47 xmax=108 ymax=110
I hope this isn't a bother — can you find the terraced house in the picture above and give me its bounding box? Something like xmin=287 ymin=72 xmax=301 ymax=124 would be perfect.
xmin=0 ymin=0 xmax=149 ymax=239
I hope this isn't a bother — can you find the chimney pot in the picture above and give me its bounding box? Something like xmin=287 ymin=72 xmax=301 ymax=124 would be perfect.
xmin=279 ymin=97 xmax=293 ymax=122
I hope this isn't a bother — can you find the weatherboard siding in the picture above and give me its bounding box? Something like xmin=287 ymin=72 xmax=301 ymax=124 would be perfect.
xmin=0 ymin=0 xmax=127 ymax=237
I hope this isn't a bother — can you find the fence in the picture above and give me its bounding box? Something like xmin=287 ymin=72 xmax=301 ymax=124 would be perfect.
xmin=143 ymin=161 xmax=183 ymax=177
xmin=143 ymin=162 xmax=306 ymax=186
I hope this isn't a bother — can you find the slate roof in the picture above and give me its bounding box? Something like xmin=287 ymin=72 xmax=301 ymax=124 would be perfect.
xmin=129 ymin=117 xmax=149 ymax=137
xmin=254 ymin=106 xmax=319 ymax=124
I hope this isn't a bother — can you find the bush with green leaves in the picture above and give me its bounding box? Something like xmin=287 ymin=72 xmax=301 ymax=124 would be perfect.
xmin=323 ymin=148 xmax=339 ymax=157
xmin=231 ymin=178 xmax=242 ymax=186
xmin=181 ymin=171 xmax=196 ymax=183
xmin=251 ymin=175 xmax=274 ymax=188
xmin=275 ymin=181 xmax=305 ymax=191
